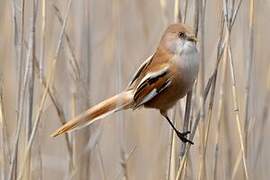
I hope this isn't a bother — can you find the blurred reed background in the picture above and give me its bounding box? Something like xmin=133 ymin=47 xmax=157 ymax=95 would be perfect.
xmin=0 ymin=0 xmax=269 ymax=179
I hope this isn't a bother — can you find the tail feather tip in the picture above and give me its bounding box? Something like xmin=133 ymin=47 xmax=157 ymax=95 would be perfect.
xmin=50 ymin=130 xmax=62 ymax=137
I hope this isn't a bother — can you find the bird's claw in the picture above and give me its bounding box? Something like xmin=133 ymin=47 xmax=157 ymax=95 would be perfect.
xmin=176 ymin=131 xmax=194 ymax=145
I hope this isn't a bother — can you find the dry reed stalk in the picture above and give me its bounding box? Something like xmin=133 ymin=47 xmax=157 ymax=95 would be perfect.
xmin=12 ymin=0 xmax=24 ymax=115
xmin=69 ymin=92 xmax=77 ymax=179
xmin=199 ymin=55 xmax=219 ymax=180
xmin=198 ymin=8 xmax=224 ymax=179
xmin=117 ymin=39 xmax=129 ymax=179
xmin=96 ymin=144 xmax=106 ymax=180
xmin=213 ymin=48 xmax=227 ymax=180
xmin=52 ymin=4 xmax=81 ymax=82
xmin=231 ymin=150 xmax=242 ymax=179
xmin=198 ymin=3 xmax=224 ymax=179
xmin=113 ymin=1 xmax=130 ymax=179
xmin=213 ymin=6 xmax=226 ymax=178
xmin=0 ymin=83 xmax=11 ymax=180
xmin=162 ymin=4 xmax=178 ymax=177
xmin=198 ymin=31 xmax=225 ymax=180
xmin=0 ymin=84 xmax=4 ymax=180
xmin=244 ymin=0 xmax=254 ymax=157
xmin=175 ymin=0 xmax=189 ymax=161
xmin=232 ymin=115 xmax=256 ymax=179
xmin=176 ymin=73 xmax=213 ymax=180
xmin=12 ymin=0 xmax=21 ymax=99
xmin=198 ymin=0 xmax=206 ymax=88
xmin=34 ymin=56 xmax=72 ymax=157
xmin=173 ymin=1 xmax=194 ymax=179
xmin=64 ymin=93 xmax=75 ymax=179
xmin=227 ymin=44 xmax=249 ymax=179
xmin=161 ymin=2 xmax=177 ymax=179
xmin=218 ymin=0 xmax=242 ymax=178
xmin=231 ymin=0 xmax=243 ymax=27
xmin=83 ymin=0 xmax=91 ymax=92
xmin=35 ymin=1 xmax=46 ymax=178
xmin=166 ymin=108 xmax=176 ymax=180
xmin=114 ymin=146 xmax=136 ymax=180
xmin=26 ymin=0 xmax=37 ymax=141
xmin=174 ymin=0 xmax=182 ymax=23
xmin=68 ymin=124 xmax=101 ymax=177
xmin=17 ymin=0 xmax=72 ymax=179
xmin=39 ymin=0 xmax=46 ymax=80
xmin=12 ymin=26 xmax=33 ymax=180
xmin=8 ymin=0 xmax=25 ymax=179
xmin=180 ymin=91 xmax=192 ymax=158
xmin=183 ymin=0 xmax=188 ymax=23
xmin=159 ymin=0 xmax=168 ymax=24
xmin=180 ymin=1 xmax=200 ymax=178
xmin=68 ymin=91 xmax=93 ymax=179
xmin=222 ymin=91 xmax=234 ymax=179
xmin=176 ymin=6 xmax=239 ymax=176
xmin=12 ymin=0 xmax=19 ymax=49
xmin=193 ymin=1 xmax=208 ymax=179
xmin=36 ymin=140 xmax=43 ymax=180
xmin=220 ymin=0 xmax=249 ymax=179
xmin=70 ymin=0 xmax=92 ymax=178
xmin=23 ymin=0 xmax=38 ymax=178
xmin=1 ymin=0 xmax=266 ymax=179
xmin=254 ymin=67 xmax=270 ymax=170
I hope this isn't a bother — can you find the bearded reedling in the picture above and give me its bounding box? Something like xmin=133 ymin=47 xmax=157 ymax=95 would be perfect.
xmin=51 ymin=23 xmax=199 ymax=144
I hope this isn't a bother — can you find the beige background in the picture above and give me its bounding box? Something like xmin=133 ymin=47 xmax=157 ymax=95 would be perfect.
xmin=0 ymin=0 xmax=269 ymax=180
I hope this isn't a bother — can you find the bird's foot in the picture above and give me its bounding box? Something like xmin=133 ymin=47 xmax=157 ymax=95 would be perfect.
xmin=176 ymin=131 xmax=194 ymax=145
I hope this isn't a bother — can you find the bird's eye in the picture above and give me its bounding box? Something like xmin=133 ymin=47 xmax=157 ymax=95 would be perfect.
xmin=178 ymin=32 xmax=185 ymax=38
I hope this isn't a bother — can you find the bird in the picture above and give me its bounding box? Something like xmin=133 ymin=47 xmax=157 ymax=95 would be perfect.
xmin=51 ymin=23 xmax=199 ymax=144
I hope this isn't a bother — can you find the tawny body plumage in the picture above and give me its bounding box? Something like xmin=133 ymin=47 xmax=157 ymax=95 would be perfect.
xmin=51 ymin=23 xmax=199 ymax=143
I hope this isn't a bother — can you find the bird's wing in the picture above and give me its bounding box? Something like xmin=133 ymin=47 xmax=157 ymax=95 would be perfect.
xmin=133 ymin=64 xmax=172 ymax=108
xmin=127 ymin=54 xmax=154 ymax=88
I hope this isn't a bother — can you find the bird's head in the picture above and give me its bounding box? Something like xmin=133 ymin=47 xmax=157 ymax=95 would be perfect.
xmin=159 ymin=23 xmax=197 ymax=55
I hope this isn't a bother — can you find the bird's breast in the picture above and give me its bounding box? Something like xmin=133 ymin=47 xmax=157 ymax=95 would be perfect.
xmin=173 ymin=44 xmax=199 ymax=86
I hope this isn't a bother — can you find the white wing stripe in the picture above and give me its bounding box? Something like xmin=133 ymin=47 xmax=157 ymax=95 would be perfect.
xmin=136 ymin=79 xmax=172 ymax=107
xmin=136 ymin=89 xmax=158 ymax=107
xmin=136 ymin=65 xmax=169 ymax=90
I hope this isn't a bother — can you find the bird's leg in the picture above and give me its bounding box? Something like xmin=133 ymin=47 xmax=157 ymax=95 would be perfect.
xmin=163 ymin=114 xmax=194 ymax=145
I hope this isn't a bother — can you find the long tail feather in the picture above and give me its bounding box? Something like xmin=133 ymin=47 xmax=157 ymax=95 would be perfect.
xmin=51 ymin=90 xmax=133 ymax=137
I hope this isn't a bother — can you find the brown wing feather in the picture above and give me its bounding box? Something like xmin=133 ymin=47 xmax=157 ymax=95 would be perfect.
xmin=127 ymin=46 xmax=173 ymax=90
xmin=129 ymin=47 xmax=174 ymax=108
xmin=133 ymin=69 xmax=172 ymax=108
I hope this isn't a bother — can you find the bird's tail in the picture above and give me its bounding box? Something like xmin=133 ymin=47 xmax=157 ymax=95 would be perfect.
xmin=51 ymin=90 xmax=133 ymax=137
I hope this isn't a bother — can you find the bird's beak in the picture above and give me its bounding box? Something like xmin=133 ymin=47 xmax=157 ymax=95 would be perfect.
xmin=187 ymin=36 xmax=197 ymax=42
